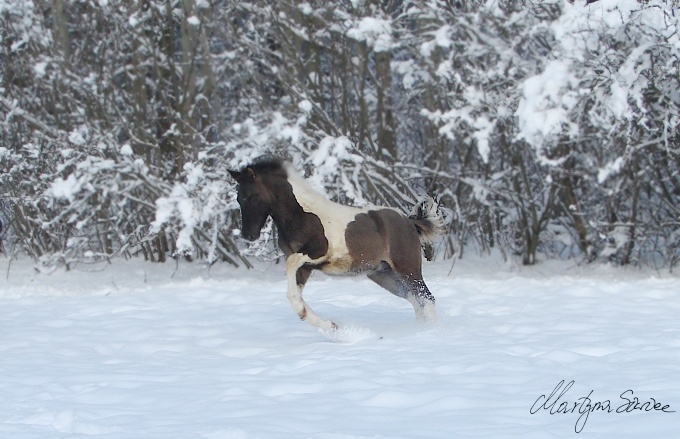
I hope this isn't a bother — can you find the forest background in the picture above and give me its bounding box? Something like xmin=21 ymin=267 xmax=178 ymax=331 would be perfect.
xmin=1 ymin=0 xmax=679 ymax=270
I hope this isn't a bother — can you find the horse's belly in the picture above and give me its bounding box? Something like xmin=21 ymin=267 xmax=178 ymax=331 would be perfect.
xmin=319 ymin=254 xmax=355 ymax=275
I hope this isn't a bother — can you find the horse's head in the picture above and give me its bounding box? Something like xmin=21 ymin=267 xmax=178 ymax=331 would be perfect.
xmin=228 ymin=167 xmax=275 ymax=241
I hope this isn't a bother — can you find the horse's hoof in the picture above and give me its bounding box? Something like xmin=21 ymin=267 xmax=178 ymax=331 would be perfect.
xmin=330 ymin=321 xmax=339 ymax=331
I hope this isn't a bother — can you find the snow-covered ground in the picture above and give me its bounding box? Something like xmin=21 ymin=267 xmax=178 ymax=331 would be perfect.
xmin=1 ymin=256 xmax=679 ymax=438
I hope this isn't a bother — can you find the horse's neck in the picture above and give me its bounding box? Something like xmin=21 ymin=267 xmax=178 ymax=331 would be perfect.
xmin=267 ymin=173 xmax=336 ymax=250
xmin=267 ymin=177 xmax=308 ymax=231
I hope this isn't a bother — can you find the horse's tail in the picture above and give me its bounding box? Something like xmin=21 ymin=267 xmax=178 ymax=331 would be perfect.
xmin=409 ymin=197 xmax=446 ymax=261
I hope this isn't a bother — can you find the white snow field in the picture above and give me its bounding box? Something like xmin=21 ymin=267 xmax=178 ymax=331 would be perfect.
xmin=1 ymin=256 xmax=679 ymax=438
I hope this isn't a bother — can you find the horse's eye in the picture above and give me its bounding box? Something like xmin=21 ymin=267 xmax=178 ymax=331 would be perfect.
xmin=246 ymin=194 xmax=259 ymax=202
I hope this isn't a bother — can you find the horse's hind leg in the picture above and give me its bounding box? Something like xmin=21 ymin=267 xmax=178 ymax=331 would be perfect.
xmin=408 ymin=278 xmax=437 ymax=323
xmin=367 ymin=262 xmax=409 ymax=298
xmin=368 ymin=262 xmax=437 ymax=323
xmin=286 ymin=253 xmax=337 ymax=331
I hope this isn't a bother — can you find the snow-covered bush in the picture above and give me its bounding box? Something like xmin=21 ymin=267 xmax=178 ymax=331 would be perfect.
xmin=413 ymin=0 xmax=680 ymax=266
xmin=526 ymin=0 xmax=680 ymax=265
xmin=2 ymin=0 xmax=679 ymax=268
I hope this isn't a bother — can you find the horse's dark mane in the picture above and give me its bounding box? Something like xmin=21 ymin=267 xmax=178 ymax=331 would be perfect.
xmin=241 ymin=156 xmax=287 ymax=178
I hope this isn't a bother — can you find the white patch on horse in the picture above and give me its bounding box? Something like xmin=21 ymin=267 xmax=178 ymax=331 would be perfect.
xmin=284 ymin=164 xmax=370 ymax=275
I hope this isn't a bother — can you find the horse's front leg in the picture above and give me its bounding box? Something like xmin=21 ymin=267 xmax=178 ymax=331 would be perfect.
xmin=286 ymin=253 xmax=338 ymax=331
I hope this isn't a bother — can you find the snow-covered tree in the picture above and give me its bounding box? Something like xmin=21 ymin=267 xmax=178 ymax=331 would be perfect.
xmin=1 ymin=0 xmax=679 ymax=268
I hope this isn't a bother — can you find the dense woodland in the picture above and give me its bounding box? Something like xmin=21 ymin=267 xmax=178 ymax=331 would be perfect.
xmin=1 ymin=0 xmax=679 ymax=269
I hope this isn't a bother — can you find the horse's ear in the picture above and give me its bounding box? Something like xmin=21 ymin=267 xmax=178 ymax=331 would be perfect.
xmin=228 ymin=169 xmax=241 ymax=181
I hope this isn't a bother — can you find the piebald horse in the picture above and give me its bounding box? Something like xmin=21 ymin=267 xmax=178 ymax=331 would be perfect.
xmin=229 ymin=159 xmax=444 ymax=331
